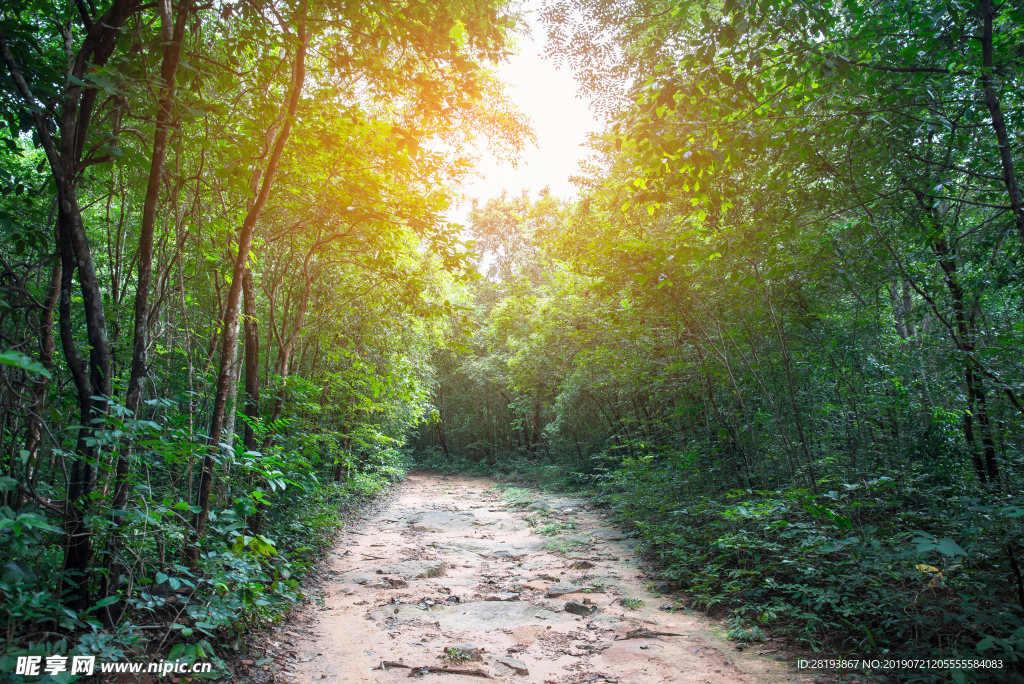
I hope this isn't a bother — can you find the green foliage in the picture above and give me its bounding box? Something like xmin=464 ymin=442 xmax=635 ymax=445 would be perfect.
xmin=499 ymin=486 xmax=540 ymax=507
xmin=543 ymin=538 xmax=585 ymax=553
xmin=0 ymin=351 xmax=51 ymax=379
xmin=602 ymin=468 xmax=1024 ymax=668
xmin=442 ymin=646 xmax=472 ymax=665
xmin=0 ymin=435 xmax=407 ymax=677
xmin=2 ymin=0 xmax=1023 ymax=678
xmin=620 ymin=597 xmax=645 ymax=610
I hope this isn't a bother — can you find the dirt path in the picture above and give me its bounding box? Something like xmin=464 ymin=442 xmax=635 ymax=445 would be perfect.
xmin=260 ymin=475 xmax=806 ymax=684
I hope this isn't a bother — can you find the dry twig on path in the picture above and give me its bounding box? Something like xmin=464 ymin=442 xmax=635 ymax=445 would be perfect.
xmin=372 ymin=661 xmax=493 ymax=678
xmin=614 ymin=628 xmax=686 ymax=640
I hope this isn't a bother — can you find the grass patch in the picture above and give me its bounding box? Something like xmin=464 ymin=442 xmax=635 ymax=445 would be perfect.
xmin=544 ymin=538 xmax=585 ymax=553
xmin=534 ymin=521 xmax=577 ymax=536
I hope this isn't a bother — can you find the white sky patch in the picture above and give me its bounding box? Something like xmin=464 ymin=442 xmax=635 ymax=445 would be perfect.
xmin=447 ymin=5 xmax=603 ymax=225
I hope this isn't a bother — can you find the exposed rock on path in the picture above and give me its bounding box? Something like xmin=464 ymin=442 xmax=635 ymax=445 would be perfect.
xmin=264 ymin=474 xmax=807 ymax=684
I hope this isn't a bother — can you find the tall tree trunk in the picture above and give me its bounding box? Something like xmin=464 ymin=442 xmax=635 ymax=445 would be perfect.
xmin=963 ymin=366 xmax=988 ymax=485
xmin=241 ymin=266 xmax=271 ymax=533
xmin=888 ymin=280 xmax=909 ymax=339
xmin=978 ymin=0 xmax=1024 ymax=242
xmin=56 ymin=208 xmax=106 ymax=613
xmin=932 ymin=234 xmax=1000 ymax=486
xmin=4 ymin=4 xmax=133 ymax=606
xmin=101 ymin=0 xmax=191 ymax=627
xmin=966 ymin=368 xmax=1000 ymax=486
xmin=190 ymin=6 xmax=308 ymax=561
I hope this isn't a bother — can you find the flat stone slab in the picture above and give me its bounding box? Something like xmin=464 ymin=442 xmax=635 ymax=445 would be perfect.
xmin=366 ymin=605 xmax=442 ymax=623
xmin=483 ymin=592 xmax=520 ymax=601
xmin=543 ymin=534 xmax=592 ymax=550
xmin=497 ymin=519 xmax=531 ymax=531
xmin=546 ymin=583 xmax=585 ymax=597
xmin=376 ymin=560 xmax=446 ymax=579
xmin=336 ymin=572 xmax=381 ymax=585
xmin=436 ymin=577 xmax=477 ymax=587
xmin=455 ymin=539 xmax=547 ymax=557
xmin=587 ymin=614 xmax=628 ymax=630
xmin=479 ymin=548 xmax=523 ymax=559
xmin=406 ymin=511 xmax=476 ymax=532
xmin=562 ymin=534 xmax=592 ymax=544
xmin=433 ymin=601 xmax=572 ymax=630
xmin=427 ymin=542 xmax=473 ymax=554
xmin=565 ymin=600 xmax=597 ymax=616
xmin=589 ymin=529 xmax=628 ymax=541
xmin=549 ymin=498 xmax=588 ymax=510
xmin=520 ymin=560 xmax=549 ymax=570
xmin=492 ymin=656 xmax=529 ymax=675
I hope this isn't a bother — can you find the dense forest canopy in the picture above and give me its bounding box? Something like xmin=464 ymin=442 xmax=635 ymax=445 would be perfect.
xmin=0 ymin=0 xmax=1022 ymax=680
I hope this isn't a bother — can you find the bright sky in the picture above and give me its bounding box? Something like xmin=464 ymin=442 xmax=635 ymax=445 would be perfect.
xmin=449 ymin=6 xmax=603 ymax=222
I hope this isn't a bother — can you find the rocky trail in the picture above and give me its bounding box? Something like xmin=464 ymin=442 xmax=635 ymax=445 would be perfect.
xmin=249 ymin=475 xmax=808 ymax=684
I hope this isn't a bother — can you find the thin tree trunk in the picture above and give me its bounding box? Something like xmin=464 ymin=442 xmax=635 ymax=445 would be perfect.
xmin=760 ymin=279 xmax=817 ymax=492
xmin=436 ymin=385 xmax=450 ymax=458
xmin=243 ymin=266 xmax=261 ymax=450
xmin=223 ymin=327 xmax=242 ymax=449
xmin=266 ymin=260 xmax=314 ymax=433
xmin=963 ymin=366 xmax=988 ymax=484
xmin=20 ymin=256 xmax=61 ymax=505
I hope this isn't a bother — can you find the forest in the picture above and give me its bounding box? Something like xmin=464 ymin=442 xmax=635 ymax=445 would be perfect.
xmin=0 ymin=0 xmax=1022 ymax=681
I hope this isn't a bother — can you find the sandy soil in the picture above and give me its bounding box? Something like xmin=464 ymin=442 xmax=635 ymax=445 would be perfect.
xmin=258 ymin=474 xmax=810 ymax=684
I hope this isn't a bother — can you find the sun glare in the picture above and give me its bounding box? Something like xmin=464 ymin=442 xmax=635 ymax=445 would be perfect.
xmin=452 ymin=4 xmax=602 ymax=223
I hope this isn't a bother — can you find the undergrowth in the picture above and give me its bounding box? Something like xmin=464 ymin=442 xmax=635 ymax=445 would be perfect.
xmin=0 ymin=446 xmax=404 ymax=682
xmin=600 ymin=464 xmax=1024 ymax=682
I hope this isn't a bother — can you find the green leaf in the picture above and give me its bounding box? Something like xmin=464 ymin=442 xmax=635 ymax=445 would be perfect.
xmin=935 ymin=538 xmax=967 ymax=558
xmin=93 ymin=595 xmax=121 ymax=608
xmin=0 ymin=350 xmax=51 ymax=379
